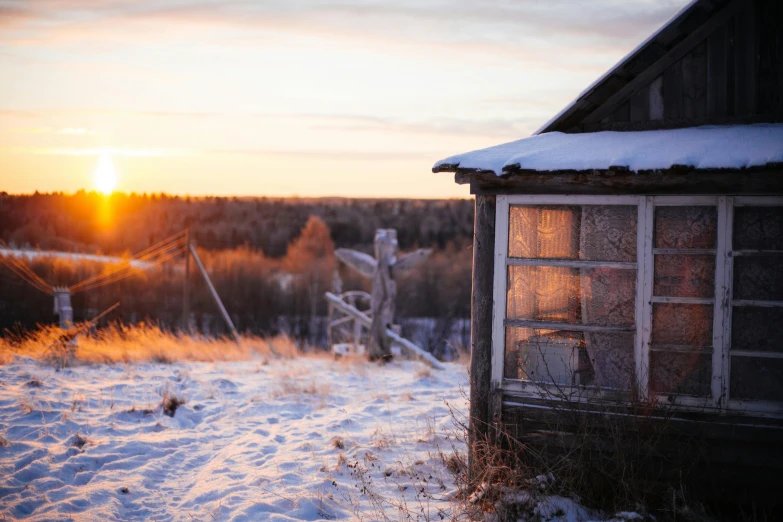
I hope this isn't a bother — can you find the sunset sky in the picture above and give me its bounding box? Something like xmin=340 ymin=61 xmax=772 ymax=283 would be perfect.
xmin=0 ymin=0 xmax=688 ymax=198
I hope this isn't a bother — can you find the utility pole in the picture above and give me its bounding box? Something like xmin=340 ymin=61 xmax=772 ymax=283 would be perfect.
xmin=188 ymin=242 xmax=239 ymax=342
xmin=182 ymin=228 xmax=190 ymax=333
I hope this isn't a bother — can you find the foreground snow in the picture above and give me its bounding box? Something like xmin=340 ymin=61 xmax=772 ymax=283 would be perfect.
xmin=0 ymin=356 xmax=467 ymax=521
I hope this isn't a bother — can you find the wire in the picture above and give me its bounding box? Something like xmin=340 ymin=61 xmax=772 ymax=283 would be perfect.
xmin=0 ymin=257 xmax=52 ymax=295
xmin=0 ymin=247 xmax=54 ymax=295
xmin=69 ymin=240 xmax=184 ymax=293
xmin=68 ymin=235 xmax=183 ymax=292
xmin=72 ymin=243 xmax=188 ymax=293
xmin=68 ymin=231 xmax=187 ymax=293
xmin=74 ymin=244 xmax=186 ymax=293
xmin=0 ymin=240 xmax=54 ymax=294
xmin=76 ymin=231 xmax=185 ymax=285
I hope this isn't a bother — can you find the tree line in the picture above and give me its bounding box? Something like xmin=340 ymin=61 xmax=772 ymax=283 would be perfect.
xmin=0 ymin=193 xmax=474 ymax=351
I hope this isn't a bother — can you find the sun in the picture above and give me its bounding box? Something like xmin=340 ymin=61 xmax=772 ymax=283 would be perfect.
xmin=93 ymin=152 xmax=118 ymax=195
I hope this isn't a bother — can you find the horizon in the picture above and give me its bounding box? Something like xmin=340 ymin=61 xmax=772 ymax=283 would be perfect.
xmin=0 ymin=0 xmax=688 ymax=198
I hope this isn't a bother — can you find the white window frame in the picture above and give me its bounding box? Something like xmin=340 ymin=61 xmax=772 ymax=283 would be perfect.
xmin=492 ymin=194 xmax=783 ymax=418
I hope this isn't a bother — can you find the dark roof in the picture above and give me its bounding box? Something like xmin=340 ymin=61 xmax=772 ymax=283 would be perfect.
xmin=537 ymin=0 xmax=737 ymax=134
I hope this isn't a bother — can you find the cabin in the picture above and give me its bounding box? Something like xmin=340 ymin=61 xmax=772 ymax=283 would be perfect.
xmin=434 ymin=0 xmax=783 ymax=506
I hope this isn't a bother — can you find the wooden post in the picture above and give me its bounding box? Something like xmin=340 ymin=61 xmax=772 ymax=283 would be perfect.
xmin=469 ymin=194 xmax=496 ymax=479
xmin=188 ymin=243 xmax=239 ymax=342
xmin=183 ymin=228 xmax=191 ymax=333
xmin=324 ymin=292 xmax=445 ymax=370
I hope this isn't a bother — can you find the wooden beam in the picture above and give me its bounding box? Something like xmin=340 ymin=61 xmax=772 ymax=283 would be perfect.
xmin=582 ymin=0 xmax=747 ymax=125
xmin=453 ymin=167 xmax=783 ymax=196
xmin=189 ymin=243 xmax=239 ymax=342
xmin=323 ymin=291 xmax=445 ymax=369
xmin=504 ymin=319 xmax=635 ymax=333
xmin=469 ymin=194 xmax=496 ymax=478
xmin=182 ymin=228 xmax=190 ymax=333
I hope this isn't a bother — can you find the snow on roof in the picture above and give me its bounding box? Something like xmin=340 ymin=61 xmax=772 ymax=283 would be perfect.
xmin=433 ymin=124 xmax=783 ymax=175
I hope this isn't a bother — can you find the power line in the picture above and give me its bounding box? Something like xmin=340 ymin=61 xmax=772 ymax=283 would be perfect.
xmin=0 ymin=244 xmax=54 ymax=295
xmin=68 ymin=231 xmax=186 ymax=293
xmin=72 ymin=243 xmax=188 ymax=293
xmin=68 ymin=232 xmax=184 ymax=292
xmin=0 ymin=230 xmax=188 ymax=298
xmin=0 ymin=258 xmax=52 ymax=295
xmin=0 ymin=240 xmax=54 ymax=294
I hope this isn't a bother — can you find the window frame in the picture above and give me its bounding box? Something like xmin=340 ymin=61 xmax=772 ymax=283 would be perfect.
xmin=492 ymin=194 xmax=783 ymax=417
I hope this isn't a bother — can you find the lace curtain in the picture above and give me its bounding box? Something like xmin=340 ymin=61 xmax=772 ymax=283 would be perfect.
xmin=505 ymin=205 xmax=636 ymax=390
xmin=579 ymin=206 xmax=636 ymax=391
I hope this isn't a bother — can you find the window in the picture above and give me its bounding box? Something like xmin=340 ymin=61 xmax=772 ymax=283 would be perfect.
xmin=649 ymin=204 xmax=717 ymax=398
xmin=729 ymin=201 xmax=783 ymax=406
xmin=493 ymin=196 xmax=783 ymax=415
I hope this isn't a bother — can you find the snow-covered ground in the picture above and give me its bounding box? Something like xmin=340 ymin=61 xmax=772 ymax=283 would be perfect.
xmin=0 ymin=355 xmax=468 ymax=521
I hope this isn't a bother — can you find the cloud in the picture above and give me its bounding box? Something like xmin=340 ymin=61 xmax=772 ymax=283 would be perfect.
xmin=292 ymin=113 xmax=540 ymax=139
xmin=3 ymin=146 xmax=190 ymax=157
xmin=0 ymin=0 xmax=688 ymax=56
xmin=212 ymin=147 xmax=435 ymax=162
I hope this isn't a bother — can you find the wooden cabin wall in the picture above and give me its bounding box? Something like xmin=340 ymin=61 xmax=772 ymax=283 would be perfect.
xmin=581 ymin=0 xmax=782 ymax=132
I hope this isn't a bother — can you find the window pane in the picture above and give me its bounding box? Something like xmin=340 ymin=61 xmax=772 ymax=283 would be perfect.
xmin=509 ymin=206 xmax=579 ymax=259
xmin=651 ymin=351 xmax=711 ymax=397
xmin=651 ymin=303 xmax=713 ymax=347
xmin=654 ymin=206 xmax=717 ymax=249
xmin=733 ymin=256 xmax=783 ymax=301
xmin=504 ymin=328 xmax=585 ymax=384
xmin=507 ymin=266 xmax=635 ymax=326
xmin=730 ymin=357 xmax=783 ymax=402
xmin=581 ymin=206 xmax=637 ymax=262
xmin=508 ymin=205 xmax=636 ymax=261
xmin=731 ymin=306 xmax=783 ymax=353
xmin=734 ymin=206 xmax=783 ymax=250
xmin=653 ymin=254 xmax=715 ymax=298
xmin=504 ymin=327 xmax=634 ymax=390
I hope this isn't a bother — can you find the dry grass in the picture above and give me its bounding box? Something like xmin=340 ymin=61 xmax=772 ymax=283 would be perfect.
xmin=0 ymin=323 xmax=299 ymax=367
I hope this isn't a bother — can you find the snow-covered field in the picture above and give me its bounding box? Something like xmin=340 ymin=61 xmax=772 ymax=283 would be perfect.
xmin=0 ymin=355 xmax=468 ymax=521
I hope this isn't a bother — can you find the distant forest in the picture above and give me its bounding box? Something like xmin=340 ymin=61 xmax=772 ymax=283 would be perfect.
xmin=0 ymin=192 xmax=474 ymax=354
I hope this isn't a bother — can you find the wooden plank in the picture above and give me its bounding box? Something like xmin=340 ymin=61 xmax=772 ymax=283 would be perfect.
xmin=504 ymin=319 xmax=635 ymax=333
xmin=734 ymin=4 xmax=757 ymax=116
xmin=755 ymin=0 xmax=783 ymax=117
xmin=581 ymin=0 xmax=746 ymax=125
xmin=607 ymin=100 xmax=630 ymax=123
xmin=682 ymin=41 xmax=708 ymax=119
xmin=583 ymin=113 xmax=776 ymax=132
xmin=649 ymin=76 xmax=664 ymax=120
xmin=712 ymin=196 xmax=730 ymax=407
xmin=189 ymin=244 xmax=239 ymax=342
xmin=490 ymin=196 xmax=509 ymax=386
xmin=639 ymin=197 xmax=654 ymax=400
xmin=650 ymin=344 xmax=712 ymax=353
xmin=629 ymin=85 xmax=650 ymax=122
xmin=733 ymin=196 xmax=783 ymax=206
xmin=663 ymin=58 xmax=684 ymax=119
xmin=469 ymin=193 xmax=496 ymax=476
xmin=732 ymin=299 xmax=783 ymax=308
xmin=506 ymin=258 xmax=636 ymax=270
xmin=324 ymin=292 xmax=445 ymax=369
xmin=707 ymin=24 xmax=728 ymax=117
xmin=458 ymin=168 xmax=783 ymax=196
xmin=652 ymin=248 xmax=716 ymax=254
xmin=731 ymin=350 xmax=783 ymax=359
xmin=733 ymin=250 xmax=783 ymax=256
xmin=726 ymin=16 xmax=736 ymax=116
xmin=650 ymin=296 xmax=715 ymax=305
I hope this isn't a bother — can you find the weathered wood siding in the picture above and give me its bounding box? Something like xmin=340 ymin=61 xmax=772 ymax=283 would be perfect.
xmin=569 ymin=0 xmax=783 ymax=133
xmin=468 ymin=194 xmax=495 ymax=476
xmin=501 ymin=399 xmax=783 ymax=508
